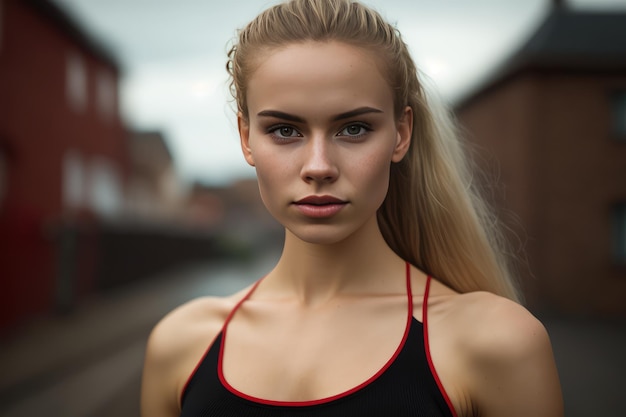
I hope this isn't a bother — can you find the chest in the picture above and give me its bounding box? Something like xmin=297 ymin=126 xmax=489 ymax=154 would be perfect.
xmin=221 ymin=299 xmax=407 ymax=401
xmin=180 ymin=319 xmax=456 ymax=417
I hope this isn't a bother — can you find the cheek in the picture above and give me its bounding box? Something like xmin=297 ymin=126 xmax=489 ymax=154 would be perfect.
xmin=369 ymin=160 xmax=392 ymax=199
xmin=254 ymin=170 xmax=280 ymax=221
xmin=252 ymin=150 xmax=292 ymax=214
xmin=254 ymin=147 xmax=293 ymax=183
xmin=351 ymin=148 xmax=393 ymax=202
xmin=254 ymin=164 xmax=278 ymax=204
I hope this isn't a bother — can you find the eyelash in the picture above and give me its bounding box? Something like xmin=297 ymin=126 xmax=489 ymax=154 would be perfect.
xmin=336 ymin=122 xmax=372 ymax=140
xmin=267 ymin=125 xmax=302 ymax=143
xmin=266 ymin=122 xmax=373 ymax=143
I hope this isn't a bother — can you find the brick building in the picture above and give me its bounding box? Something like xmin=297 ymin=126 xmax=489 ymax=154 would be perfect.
xmin=127 ymin=130 xmax=184 ymax=221
xmin=0 ymin=0 xmax=128 ymax=331
xmin=455 ymin=6 xmax=626 ymax=315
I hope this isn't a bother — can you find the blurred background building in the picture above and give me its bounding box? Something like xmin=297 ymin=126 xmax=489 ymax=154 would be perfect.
xmin=0 ymin=0 xmax=128 ymax=332
xmin=0 ymin=0 xmax=280 ymax=335
xmin=455 ymin=3 xmax=626 ymax=315
xmin=126 ymin=130 xmax=183 ymax=221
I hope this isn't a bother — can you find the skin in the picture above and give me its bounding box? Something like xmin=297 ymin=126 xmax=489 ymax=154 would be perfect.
xmin=141 ymin=41 xmax=563 ymax=417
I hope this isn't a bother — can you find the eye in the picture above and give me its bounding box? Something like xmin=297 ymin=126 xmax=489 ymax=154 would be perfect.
xmin=337 ymin=123 xmax=371 ymax=138
xmin=268 ymin=125 xmax=302 ymax=140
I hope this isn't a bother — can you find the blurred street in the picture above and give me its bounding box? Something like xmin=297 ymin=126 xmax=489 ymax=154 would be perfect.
xmin=0 ymin=247 xmax=280 ymax=417
xmin=0 ymin=247 xmax=624 ymax=417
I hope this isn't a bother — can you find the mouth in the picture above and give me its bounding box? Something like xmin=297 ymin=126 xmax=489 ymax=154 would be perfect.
xmin=293 ymin=195 xmax=348 ymax=218
xmin=294 ymin=195 xmax=347 ymax=205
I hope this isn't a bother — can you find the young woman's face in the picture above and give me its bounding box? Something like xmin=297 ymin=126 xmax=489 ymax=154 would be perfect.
xmin=239 ymin=41 xmax=412 ymax=245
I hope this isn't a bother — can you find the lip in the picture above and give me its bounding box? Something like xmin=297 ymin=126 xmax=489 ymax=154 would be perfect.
xmin=293 ymin=195 xmax=347 ymax=218
xmin=295 ymin=195 xmax=347 ymax=205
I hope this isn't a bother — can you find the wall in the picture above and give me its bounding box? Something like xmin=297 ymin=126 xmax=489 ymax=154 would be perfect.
xmin=457 ymin=71 xmax=626 ymax=315
xmin=0 ymin=0 xmax=128 ymax=332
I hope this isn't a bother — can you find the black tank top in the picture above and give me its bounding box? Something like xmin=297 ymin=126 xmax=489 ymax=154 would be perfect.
xmin=180 ymin=263 xmax=458 ymax=417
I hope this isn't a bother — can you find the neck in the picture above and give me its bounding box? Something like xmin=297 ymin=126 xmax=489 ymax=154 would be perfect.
xmin=266 ymin=217 xmax=406 ymax=305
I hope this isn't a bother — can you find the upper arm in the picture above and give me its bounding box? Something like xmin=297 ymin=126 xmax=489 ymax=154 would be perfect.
xmin=466 ymin=299 xmax=564 ymax=417
xmin=140 ymin=316 xmax=186 ymax=417
xmin=140 ymin=297 xmax=228 ymax=417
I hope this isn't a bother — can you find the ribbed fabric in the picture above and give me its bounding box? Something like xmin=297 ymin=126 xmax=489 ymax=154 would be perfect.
xmin=180 ymin=265 xmax=456 ymax=417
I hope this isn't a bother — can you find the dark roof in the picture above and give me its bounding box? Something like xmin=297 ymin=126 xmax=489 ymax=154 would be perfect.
xmin=514 ymin=9 xmax=626 ymax=68
xmin=455 ymin=8 xmax=626 ymax=109
xmin=129 ymin=130 xmax=174 ymax=164
xmin=25 ymin=0 xmax=121 ymax=72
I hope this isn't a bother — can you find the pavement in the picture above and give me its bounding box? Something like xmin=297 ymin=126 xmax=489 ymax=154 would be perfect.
xmin=0 ymin=248 xmax=279 ymax=417
xmin=0 ymin=248 xmax=624 ymax=417
xmin=541 ymin=313 xmax=625 ymax=416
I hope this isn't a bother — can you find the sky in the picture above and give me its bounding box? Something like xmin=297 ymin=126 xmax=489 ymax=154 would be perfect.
xmin=53 ymin=0 xmax=626 ymax=186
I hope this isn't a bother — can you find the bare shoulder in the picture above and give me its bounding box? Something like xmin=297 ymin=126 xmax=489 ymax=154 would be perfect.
xmin=144 ymin=295 xmax=231 ymax=369
xmin=449 ymin=291 xmax=550 ymax=357
xmin=434 ymin=290 xmax=564 ymax=417
xmin=140 ymin=286 xmax=252 ymax=417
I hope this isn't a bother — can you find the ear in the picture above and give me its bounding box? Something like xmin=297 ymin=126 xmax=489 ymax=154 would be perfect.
xmin=238 ymin=112 xmax=255 ymax=166
xmin=391 ymin=106 xmax=413 ymax=163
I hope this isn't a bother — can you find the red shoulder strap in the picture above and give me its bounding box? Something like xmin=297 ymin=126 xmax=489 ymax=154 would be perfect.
xmin=422 ymin=275 xmax=459 ymax=417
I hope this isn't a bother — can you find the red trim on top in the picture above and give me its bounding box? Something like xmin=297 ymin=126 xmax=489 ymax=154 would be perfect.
xmin=217 ymin=262 xmax=414 ymax=407
xmin=422 ymin=276 xmax=459 ymax=417
xmin=180 ymin=279 xmax=264 ymax=406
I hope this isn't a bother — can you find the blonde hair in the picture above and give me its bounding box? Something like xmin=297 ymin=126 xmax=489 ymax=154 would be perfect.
xmin=227 ymin=0 xmax=522 ymax=302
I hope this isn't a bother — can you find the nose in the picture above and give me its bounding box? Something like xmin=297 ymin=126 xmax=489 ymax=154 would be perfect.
xmin=300 ymin=135 xmax=338 ymax=184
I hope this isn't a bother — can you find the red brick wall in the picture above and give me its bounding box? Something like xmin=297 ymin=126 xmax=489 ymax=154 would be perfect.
xmin=457 ymin=72 xmax=626 ymax=315
xmin=0 ymin=0 xmax=128 ymax=332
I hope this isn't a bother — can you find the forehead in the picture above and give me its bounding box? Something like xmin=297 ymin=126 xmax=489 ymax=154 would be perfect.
xmin=246 ymin=41 xmax=394 ymax=117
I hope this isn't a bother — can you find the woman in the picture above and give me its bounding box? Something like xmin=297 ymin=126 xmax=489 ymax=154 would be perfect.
xmin=141 ymin=1 xmax=564 ymax=416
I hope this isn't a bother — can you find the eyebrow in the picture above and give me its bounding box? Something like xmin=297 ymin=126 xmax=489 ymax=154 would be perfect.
xmin=256 ymin=107 xmax=384 ymax=123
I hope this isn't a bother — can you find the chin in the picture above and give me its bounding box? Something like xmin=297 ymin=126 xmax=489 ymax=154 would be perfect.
xmin=285 ymin=223 xmax=361 ymax=246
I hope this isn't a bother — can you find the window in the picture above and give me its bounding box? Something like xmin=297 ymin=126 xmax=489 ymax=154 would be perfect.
xmin=613 ymin=202 xmax=626 ymax=265
xmin=64 ymin=153 xmax=123 ymax=216
xmin=88 ymin=157 xmax=122 ymax=217
xmin=66 ymin=51 xmax=87 ymax=113
xmin=611 ymin=91 xmax=626 ymax=138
